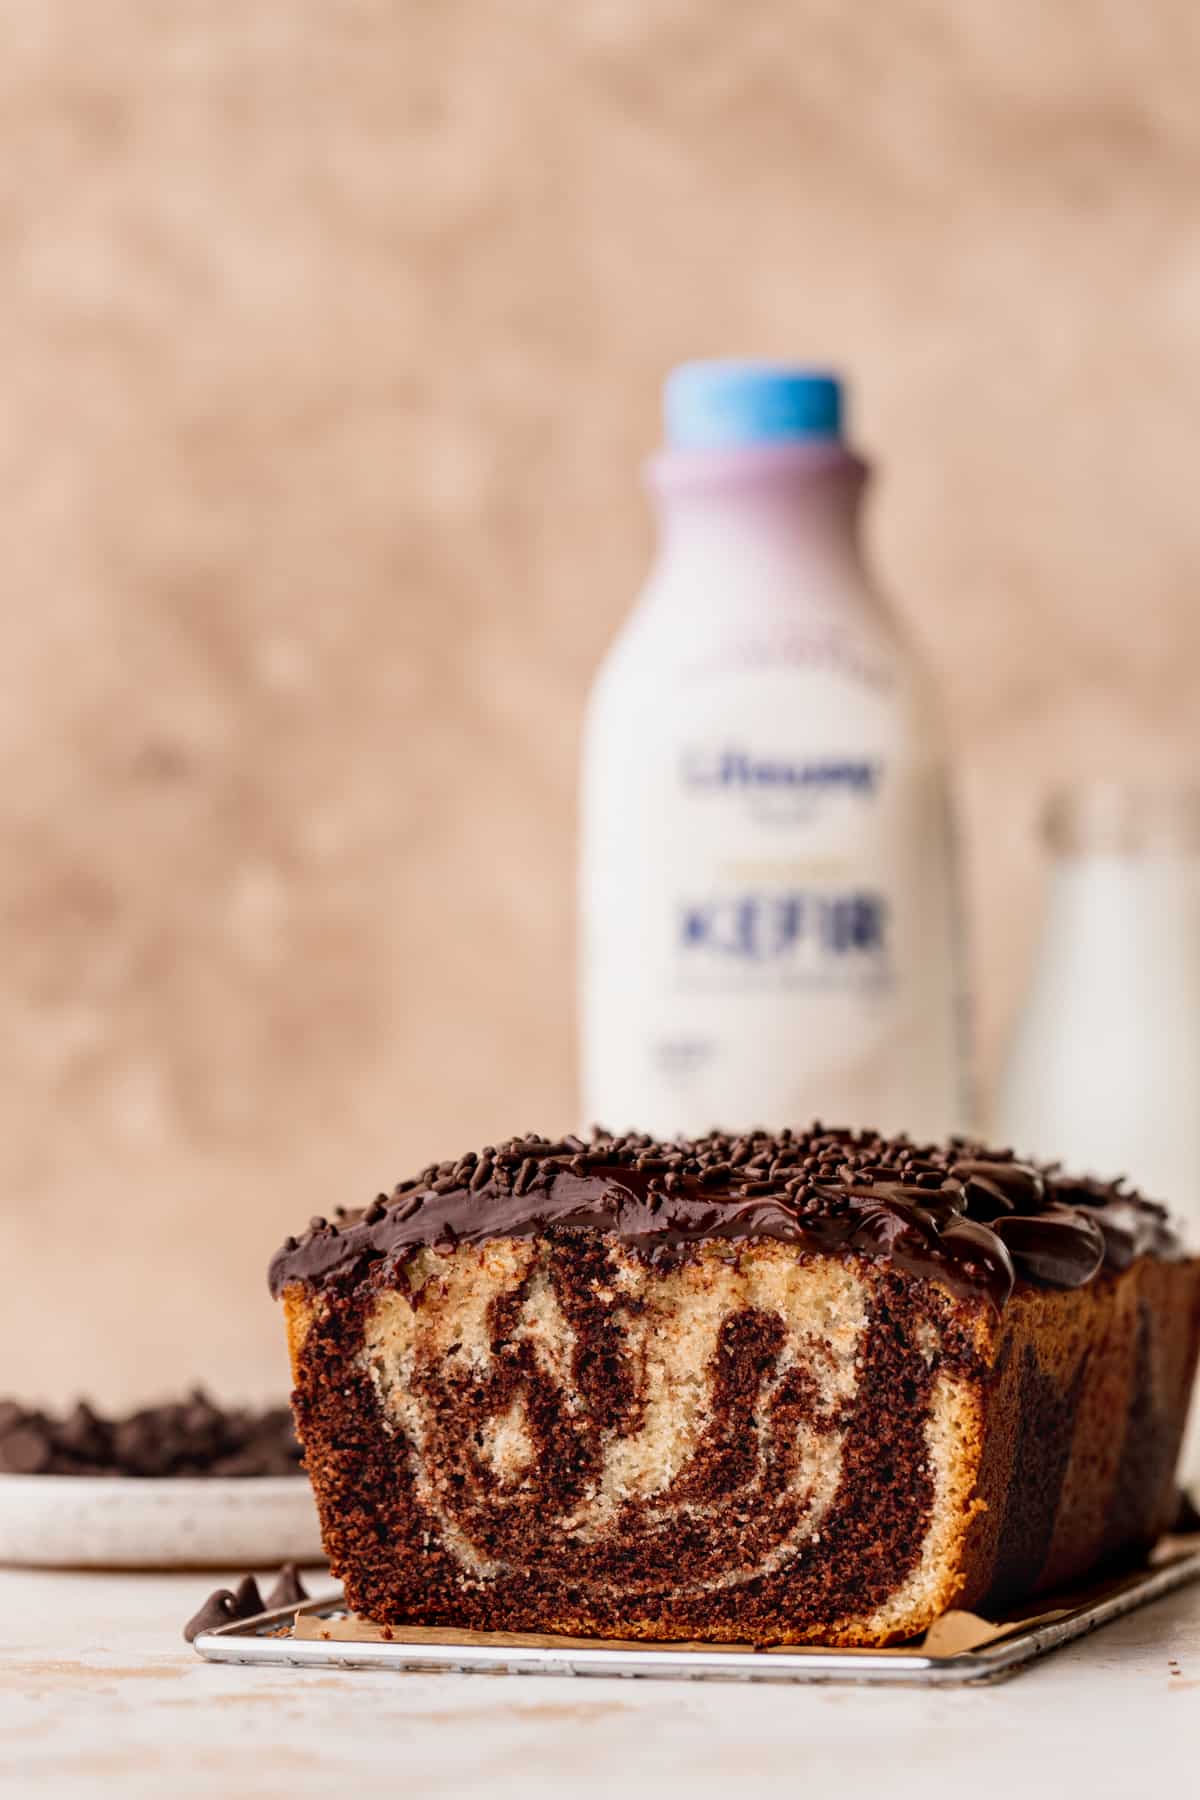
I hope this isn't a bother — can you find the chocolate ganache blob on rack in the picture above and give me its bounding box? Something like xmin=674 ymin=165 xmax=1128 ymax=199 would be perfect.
xmin=269 ymin=1126 xmax=1178 ymax=1309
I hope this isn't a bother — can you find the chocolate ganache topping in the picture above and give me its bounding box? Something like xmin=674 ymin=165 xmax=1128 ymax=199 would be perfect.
xmin=268 ymin=1126 xmax=1180 ymax=1310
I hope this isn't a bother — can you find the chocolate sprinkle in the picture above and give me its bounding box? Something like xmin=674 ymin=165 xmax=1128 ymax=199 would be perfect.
xmin=268 ymin=1126 xmax=1181 ymax=1311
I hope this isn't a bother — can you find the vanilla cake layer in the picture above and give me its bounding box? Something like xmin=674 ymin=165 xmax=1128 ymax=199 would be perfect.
xmin=271 ymin=1129 xmax=1200 ymax=1646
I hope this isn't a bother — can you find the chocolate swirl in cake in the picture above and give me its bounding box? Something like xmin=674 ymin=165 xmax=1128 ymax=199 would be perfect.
xmin=292 ymin=1245 xmax=962 ymax=1635
xmin=269 ymin=1127 xmax=1178 ymax=1311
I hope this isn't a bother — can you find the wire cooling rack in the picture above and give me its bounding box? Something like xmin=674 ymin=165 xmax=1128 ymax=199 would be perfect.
xmin=192 ymin=1543 xmax=1200 ymax=1686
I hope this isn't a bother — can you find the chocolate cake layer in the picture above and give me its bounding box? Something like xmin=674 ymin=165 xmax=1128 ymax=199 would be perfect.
xmin=269 ymin=1126 xmax=1177 ymax=1310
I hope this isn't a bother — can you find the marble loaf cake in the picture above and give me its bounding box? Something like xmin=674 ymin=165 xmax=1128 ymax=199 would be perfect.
xmin=270 ymin=1128 xmax=1200 ymax=1647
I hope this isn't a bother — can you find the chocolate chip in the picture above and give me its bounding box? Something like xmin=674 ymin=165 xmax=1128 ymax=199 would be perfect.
xmin=265 ymin=1562 xmax=309 ymax=1610
xmin=183 ymin=1589 xmax=239 ymax=1643
xmin=0 ymin=1424 xmax=53 ymax=1474
xmin=54 ymin=1402 xmax=109 ymax=1464
xmin=0 ymin=1400 xmax=26 ymax=1436
xmin=1172 ymin=1489 xmax=1200 ymax=1536
xmin=0 ymin=1394 xmax=302 ymax=1479
xmin=183 ymin=1572 xmax=268 ymax=1643
xmin=232 ymin=1574 xmax=264 ymax=1617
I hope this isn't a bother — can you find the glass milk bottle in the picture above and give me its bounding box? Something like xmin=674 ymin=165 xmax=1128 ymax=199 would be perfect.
xmin=994 ymin=785 xmax=1200 ymax=1487
xmin=579 ymin=361 xmax=969 ymax=1141
xmin=994 ymin=785 xmax=1200 ymax=1210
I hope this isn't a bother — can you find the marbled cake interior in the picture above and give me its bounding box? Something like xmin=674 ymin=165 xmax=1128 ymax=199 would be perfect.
xmin=289 ymin=1241 xmax=987 ymax=1641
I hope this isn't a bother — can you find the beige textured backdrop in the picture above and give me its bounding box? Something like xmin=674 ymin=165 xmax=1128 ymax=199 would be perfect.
xmin=4 ymin=2 xmax=1200 ymax=1404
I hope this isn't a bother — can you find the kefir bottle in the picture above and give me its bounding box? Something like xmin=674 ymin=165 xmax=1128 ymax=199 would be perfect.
xmin=579 ymin=361 xmax=969 ymax=1141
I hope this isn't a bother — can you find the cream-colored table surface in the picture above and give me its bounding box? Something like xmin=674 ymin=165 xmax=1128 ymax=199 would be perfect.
xmin=1 ymin=1566 xmax=1197 ymax=1798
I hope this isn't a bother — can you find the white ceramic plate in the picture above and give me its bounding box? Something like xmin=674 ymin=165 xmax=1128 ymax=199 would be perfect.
xmin=0 ymin=1473 xmax=323 ymax=1568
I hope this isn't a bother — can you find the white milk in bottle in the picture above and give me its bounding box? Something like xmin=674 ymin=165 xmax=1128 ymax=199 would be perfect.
xmin=994 ymin=784 xmax=1200 ymax=1209
xmin=579 ymin=362 xmax=969 ymax=1139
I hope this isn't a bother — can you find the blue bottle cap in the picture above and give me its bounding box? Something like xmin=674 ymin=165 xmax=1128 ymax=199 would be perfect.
xmin=664 ymin=361 xmax=843 ymax=451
